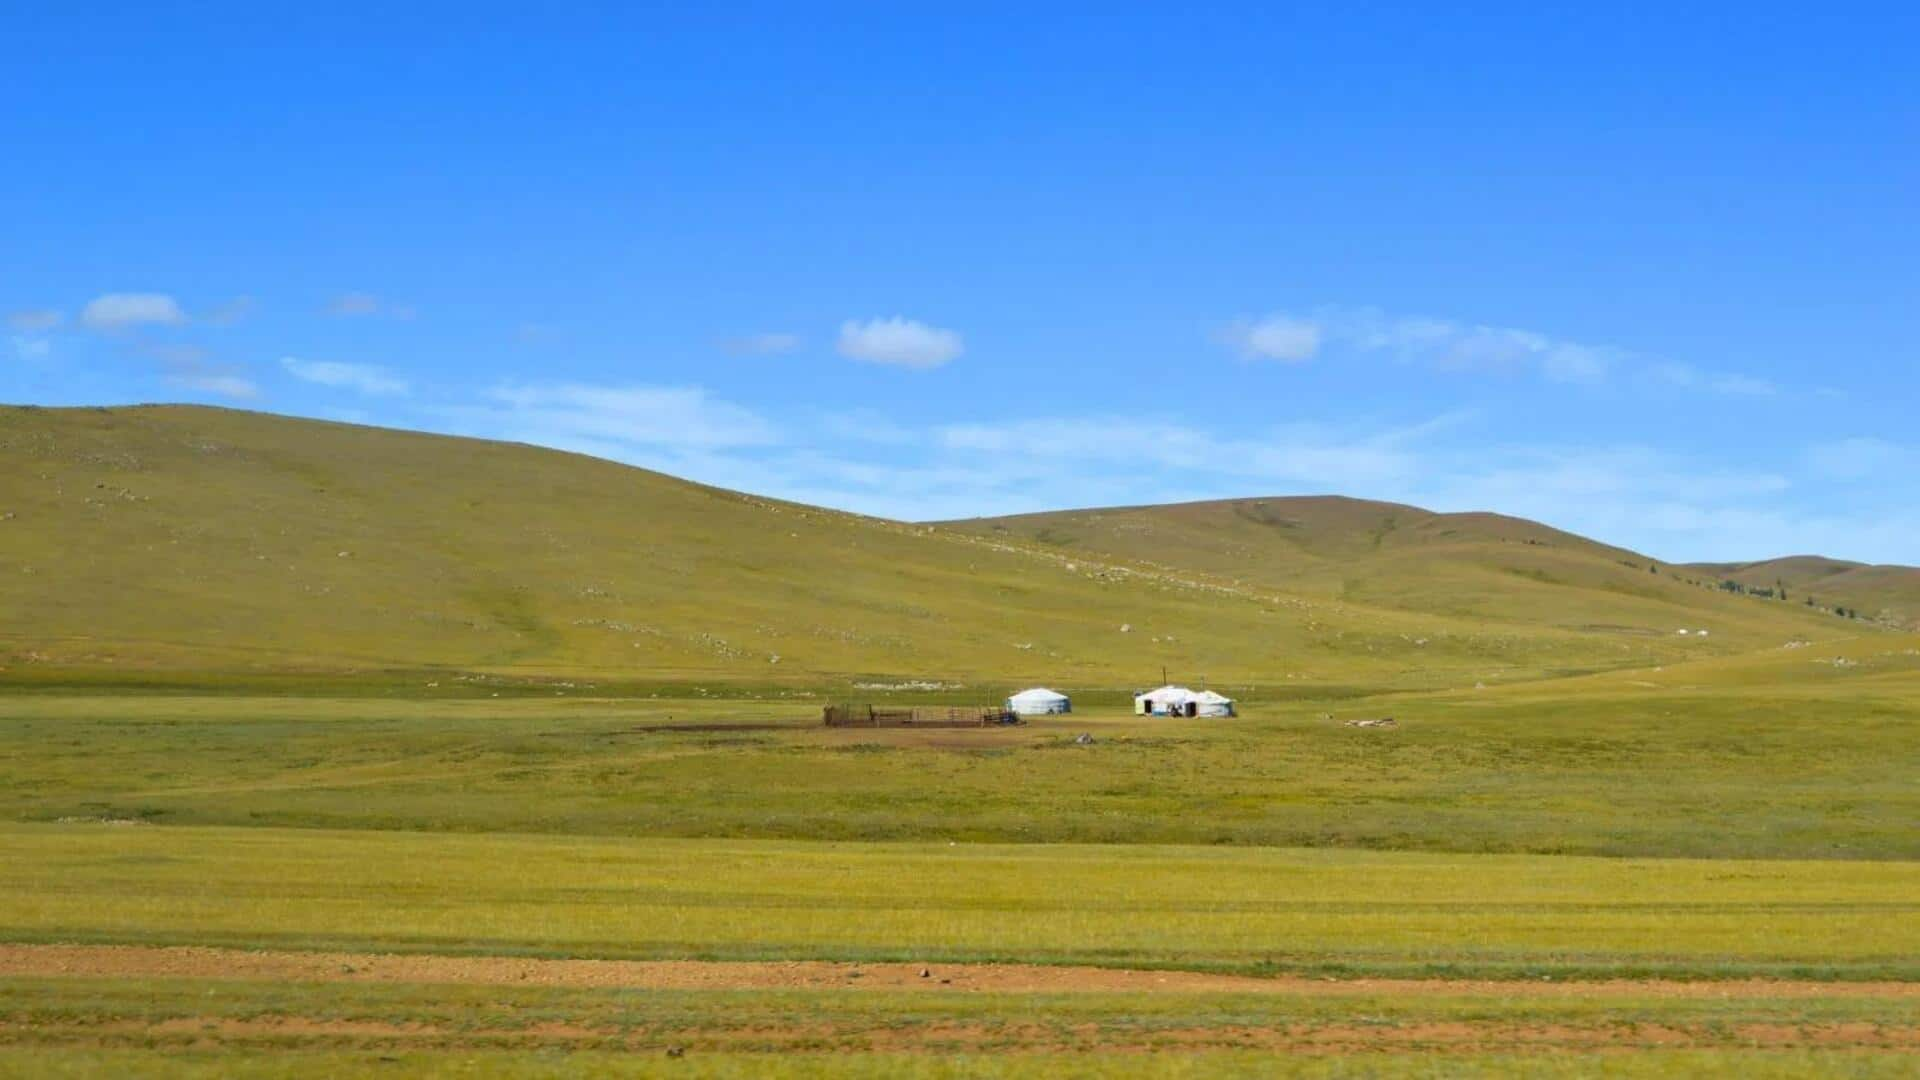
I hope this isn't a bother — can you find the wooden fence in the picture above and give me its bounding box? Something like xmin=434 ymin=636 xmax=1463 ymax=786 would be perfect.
xmin=822 ymin=704 xmax=1014 ymax=728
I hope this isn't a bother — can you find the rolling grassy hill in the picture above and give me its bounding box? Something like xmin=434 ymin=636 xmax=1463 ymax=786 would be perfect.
xmin=0 ymin=404 xmax=1874 ymax=692
xmin=941 ymin=496 xmax=1875 ymax=640
xmin=1685 ymin=555 xmax=1920 ymax=628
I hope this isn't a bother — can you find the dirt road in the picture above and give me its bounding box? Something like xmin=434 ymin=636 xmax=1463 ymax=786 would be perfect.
xmin=3 ymin=944 xmax=1913 ymax=998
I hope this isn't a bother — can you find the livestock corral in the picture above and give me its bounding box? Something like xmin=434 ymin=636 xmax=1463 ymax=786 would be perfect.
xmin=822 ymin=703 xmax=1018 ymax=728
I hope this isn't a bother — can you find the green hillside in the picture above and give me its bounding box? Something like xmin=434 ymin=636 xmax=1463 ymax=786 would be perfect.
xmin=0 ymin=405 xmax=1862 ymax=691
xmin=940 ymin=496 xmax=1868 ymax=639
xmin=1685 ymin=555 xmax=1920 ymax=628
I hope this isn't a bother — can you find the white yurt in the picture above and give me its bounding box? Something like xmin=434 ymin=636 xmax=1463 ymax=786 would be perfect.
xmin=1193 ymin=689 xmax=1237 ymax=717
xmin=1134 ymin=685 xmax=1197 ymax=716
xmin=1006 ymin=687 xmax=1071 ymax=715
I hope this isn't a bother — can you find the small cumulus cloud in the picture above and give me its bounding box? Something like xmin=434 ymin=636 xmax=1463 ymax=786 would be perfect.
xmin=719 ymin=332 xmax=802 ymax=356
xmin=280 ymin=357 xmax=410 ymax=397
xmin=327 ymin=292 xmax=416 ymax=319
xmin=80 ymin=292 xmax=187 ymax=330
xmin=7 ymin=309 xmax=62 ymax=332
xmin=837 ymin=317 xmax=963 ymax=369
xmin=1216 ymin=315 xmax=1322 ymax=362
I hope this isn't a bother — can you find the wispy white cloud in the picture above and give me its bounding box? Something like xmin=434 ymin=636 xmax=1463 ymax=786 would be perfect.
xmin=280 ymin=357 xmax=410 ymax=397
xmin=1221 ymin=307 xmax=1789 ymax=396
xmin=1649 ymin=362 xmax=1777 ymax=397
xmin=1330 ymin=309 xmax=1621 ymax=384
xmin=1805 ymin=437 xmax=1910 ymax=481
xmin=7 ymin=309 xmax=62 ymax=332
xmin=936 ymin=417 xmax=1424 ymax=492
xmin=139 ymin=343 xmax=214 ymax=366
xmin=204 ymin=296 xmax=256 ymax=326
xmin=9 ymin=336 xmax=52 ymax=361
xmin=720 ymin=332 xmax=801 ymax=356
xmin=81 ymin=292 xmax=187 ymax=330
xmin=814 ymin=408 xmax=918 ymax=446
xmin=1215 ymin=315 xmax=1322 ymax=362
xmin=327 ymin=292 xmax=416 ymax=319
xmin=837 ymin=317 xmax=963 ymax=369
xmin=481 ymin=383 xmax=779 ymax=450
xmin=164 ymin=371 xmax=259 ymax=400
xmin=417 ymin=373 xmax=1915 ymax=562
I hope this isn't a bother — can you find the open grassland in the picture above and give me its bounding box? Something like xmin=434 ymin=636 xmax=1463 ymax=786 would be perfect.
xmin=5 ymin=636 xmax=1916 ymax=858
xmin=5 ymin=405 xmax=1916 ymax=1072
xmin=0 ymin=828 xmax=1915 ymax=1075
xmin=3 ymin=663 xmax=1915 ymax=1074
xmin=9 ymin=1050 xmax=1920 ymax=1079
xmin=3 ymin=825 xmax=1916 ymax=980
xmin=0 ymin=974 xmax=1914 ymax=1076
xmin=0 ymin=405 xmax=1861 ymax=689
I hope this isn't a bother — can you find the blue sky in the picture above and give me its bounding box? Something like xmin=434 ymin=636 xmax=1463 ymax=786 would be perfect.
xmin=4 ymin=5 xmax=1916 ymax=562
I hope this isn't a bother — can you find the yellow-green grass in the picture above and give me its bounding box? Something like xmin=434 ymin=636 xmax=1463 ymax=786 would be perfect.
xmin=943 ymin=495 xmax=1883 ymax=635
xmin=1688 ymin=554 xmax=1920 ymax=628
xmin=8 ymin=1049 xmax=1917 ymax=1079
xmin=3 ymin=825 xmax=1914 ymax=979
xmin=5 ymin=661 xmax=1915 ymax=857
xmin=0 ymin=405 xmax=1859 ymax=689
xmin=9 ymin=978 xmax=1908 ymax=1033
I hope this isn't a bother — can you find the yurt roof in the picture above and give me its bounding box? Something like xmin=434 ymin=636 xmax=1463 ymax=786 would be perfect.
xmin=1194 ymin=690 xmax=1234 ymax=703
xmin=1009 ymin=687 xmax=1068 ymax=702
xmin=1138 ymin=685 xmax=1195 ymax=700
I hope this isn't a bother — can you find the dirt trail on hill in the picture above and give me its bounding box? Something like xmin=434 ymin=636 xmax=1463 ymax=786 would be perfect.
xmin=2 ymin=944 xmax=1913 ymax=998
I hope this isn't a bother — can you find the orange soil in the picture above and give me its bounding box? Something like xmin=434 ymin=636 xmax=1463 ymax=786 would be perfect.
xmin=2 ymin=944 xmax=1914 ymax=999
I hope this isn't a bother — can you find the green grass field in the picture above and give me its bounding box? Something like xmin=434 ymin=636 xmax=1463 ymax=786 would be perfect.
xmin=3 ymin=824 xmax=1917 ymax=978
xmin=4 ymin=637 xmax=1915 ymax=858
xmin=0 ymin=405 xmax=1869 ymax=690
xmin=3 ymin=405 xmax=1916 ymax=1074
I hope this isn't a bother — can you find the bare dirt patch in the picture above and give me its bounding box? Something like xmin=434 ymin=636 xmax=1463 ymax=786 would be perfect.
xmin=2 ymin=945 xmax=1914 ymax=999
xmin=6 ymin=1016 xmax=1917 ymax=1055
